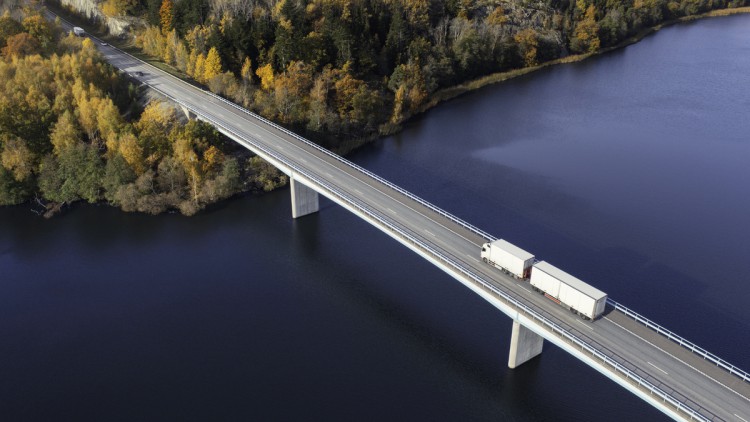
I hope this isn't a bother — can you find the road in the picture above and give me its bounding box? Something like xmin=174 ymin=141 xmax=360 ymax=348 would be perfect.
xmin=54 ymin=14 xmax=750 ymax=421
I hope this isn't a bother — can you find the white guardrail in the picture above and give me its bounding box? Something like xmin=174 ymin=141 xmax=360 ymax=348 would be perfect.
xmin=183 ymin=67 xmax=750 ymax=389
xmin=609 ymin=299 xmax=750 ymax=383
xmin=74 ymin=13 xmax=496 ymax=243
xmin=163 ymin=96 xmax=713 ymax=422
xmin=68 ymin=21 xmax=740 ymax=419
xmin=202 ymin=90 xmax=499 ymax=242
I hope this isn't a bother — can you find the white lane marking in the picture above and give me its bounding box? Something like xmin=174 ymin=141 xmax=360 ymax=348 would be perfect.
xmin=299 ymin=157 xmax=307 ymax=163
xmin=387 ymin=208 xmax=398 ymax=215
xmin=424 ymin=229 xmax=436 ymax=237
xmin=735 ymin=414 xmax=748 ymax=422
xmin=647 ymin=361 xmax=669 ymax=375
xmin=465 ymin=254 xmax=480 ymax=263
xmin=576 ymin=320 xmax=594 ymax=331
xmin=353 ymin=189 xmax=363 ymax=195
xmin=605 ymin=316 xmax=750 ymax=403
xmin=325 ymin=172 xmax=334 ymax=178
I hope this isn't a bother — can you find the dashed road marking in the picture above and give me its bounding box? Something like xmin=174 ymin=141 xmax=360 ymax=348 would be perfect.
xmin=647 ymin=361 xmax=669 ymax=375
xmin=735 ymin=414 xmax=748 ymax=422
xmin=424 ymin=229 xmax=436 ymax=237
xmin=466 ymin=254 xmax=480 ymax=263
xmin=387 ymin=208 xmax=397 ymax=215
xmin=576 ymin=320 xmax=594 ymax=331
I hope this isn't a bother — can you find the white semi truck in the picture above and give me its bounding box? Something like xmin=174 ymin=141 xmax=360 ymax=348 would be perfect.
xmin=530 ymin=261 xmax=608 ymax=320
xmin=480 ymin=239 xmax=534 ymax=279
xmin=73 ymin=27 xmax=85 ymax=37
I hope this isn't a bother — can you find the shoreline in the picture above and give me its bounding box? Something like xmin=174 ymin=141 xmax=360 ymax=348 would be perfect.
xmin=24 ymin=3 xmax=750 ymax=217
xmin=410 ymin=7 xmax=750 ymax=122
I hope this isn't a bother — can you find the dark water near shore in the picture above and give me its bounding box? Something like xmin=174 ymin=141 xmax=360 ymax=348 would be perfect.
xmin=2 ymin=15 xmax=749 ymax=421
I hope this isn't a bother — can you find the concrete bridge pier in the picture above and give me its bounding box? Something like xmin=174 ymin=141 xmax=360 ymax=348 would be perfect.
xmin=180 ymin=105 xmax=195 ymax=120
xmin=508 ymin=320 xmax=544 ymax=369
xmin=290 ymin=176 xmax=319 ymax=218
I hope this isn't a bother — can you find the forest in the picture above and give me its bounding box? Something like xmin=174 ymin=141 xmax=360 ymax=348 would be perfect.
xmin=2 ymin=0 xmax=747 ymax=215
xmin=121 ymin=0 xmax=749 ymax=148
xmin=0 ymin=5 xmax=286 ymax=215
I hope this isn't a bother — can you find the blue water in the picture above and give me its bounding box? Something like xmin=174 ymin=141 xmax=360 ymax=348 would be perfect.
xmin=1 ymin=14 xmax=749 ymax=421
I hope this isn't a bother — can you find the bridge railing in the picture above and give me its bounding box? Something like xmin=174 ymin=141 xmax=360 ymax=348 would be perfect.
xmin=608 ymin=299 xmax=750 ymax=383
xmin=179 ymin=103 xmax=712 ymax=422
xmin=94 ymin=29 xmax=496 ymax=244
xmin=117 ymin=43 xmax=714 ymax=421
xmin=197 ymin=83 xmax=498 ymax=243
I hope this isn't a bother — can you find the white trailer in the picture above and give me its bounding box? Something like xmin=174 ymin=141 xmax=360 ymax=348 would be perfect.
xmin=73 ymin=27 xmax=85 ymax=37
xmin=530 ymin=261 xmax=607 ymax=320
xmin=481 ymin=239 xmax=534 ymax=279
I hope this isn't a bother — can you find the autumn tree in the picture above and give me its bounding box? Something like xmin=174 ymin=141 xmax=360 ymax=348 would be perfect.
xmin=256 ymin=63 xmax=275 ymax=91
xmin=203 ymin=46 xmax=222 ymax=82
xmin=101 ymin=0 xmax=138 ymax=17
xmin=240 ymin=57 xmax=253 ymax=84
xmin=21 ymin=14 xmax=53 ymax=51
xmin=515 ymin=28 xmax=539 ymax=67
xmin=117 ymin=131 xmax=145 ymax=174
xmin=571 ymin=4 xmax=601 ymax=53
xmin=49 ymin=110 xmax=82 ymax=154
xmin=0 ymin=14 xmax=23 ymax=47
xmin=135 ymin=101 xmax=177 ymax=165
xmin=2 ymin=32 xmax=39 ymax=57
xmin=272 ymin=60 xmax=312 ymax=123
xmin=0 ymin=136 xmax=34 ymax=182
xmin=160 ymin=0 xmax=174 ymax=34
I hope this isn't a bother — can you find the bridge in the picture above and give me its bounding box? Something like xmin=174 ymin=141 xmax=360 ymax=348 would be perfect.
xmin=55 ymin=14 xmax=750 ymax=422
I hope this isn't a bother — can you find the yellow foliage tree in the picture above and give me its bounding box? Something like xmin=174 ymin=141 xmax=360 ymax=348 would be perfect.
xmin=96 ymin=98 xmax=123 ymax=148
xmin=21 ymin=14 xmax=52 ymax=50
xmin=514 ymin=28 xmax=539 ymax=67
xmin=240 ymin=57 xmax=253 ymax=84
xmin=101 ymin=0 xmax=137 ymax=17
xmin=487 ymin=6 xmax=507 ymax=25
xmin=203 ymin=47 xmax=222 ymax=83
xmin=202 ymin=145 xmax=223 ymax=173
xmin=256 ymin=63 xmax=275 ymax=91
xmin=0 ymin=136 xmax=34 ymax=181
xmin=50 ymin=110 xmax=82 ymax=154
xmin=118 ymin=131 xmax=145 ymax=174
xmin=193 ymin=52 xmax=205 ymax=82
xmin=391 ymin=85 xmax=405 ymax=124
xmin=573 ymin=5 xmax=600 ymax=53
xmin=160 ymin=0 xmax=174 ymax=33
xmin=172 ymin=136 xmax=201 ymax=202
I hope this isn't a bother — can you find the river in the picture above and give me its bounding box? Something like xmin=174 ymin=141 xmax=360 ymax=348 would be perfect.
xmin=1 ymin=14 xmax=749 ymax=421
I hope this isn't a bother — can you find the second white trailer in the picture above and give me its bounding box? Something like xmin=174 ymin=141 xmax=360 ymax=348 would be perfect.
xmin=530 ymin=261 xmax=607 ymax=320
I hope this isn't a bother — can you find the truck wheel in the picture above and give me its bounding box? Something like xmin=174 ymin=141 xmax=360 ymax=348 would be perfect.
xmin=483 ymin=258 xmax=488 ymax=263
